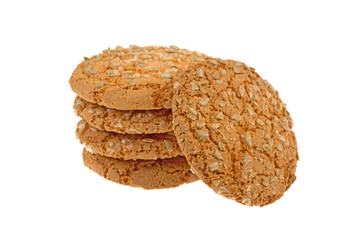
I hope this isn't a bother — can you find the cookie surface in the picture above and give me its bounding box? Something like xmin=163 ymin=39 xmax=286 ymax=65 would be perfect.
xmin=172 ymin=59 xmax=299 ymax=206
xmin=73 ymin=97 xmax=172 ymax=134
xmin=83 ymin=149 xmax=198 ymax=189
xmin=76 ymin=119 xmax=182 ymax=160
xmin=69 ymin=45 xmax=208 ymax=110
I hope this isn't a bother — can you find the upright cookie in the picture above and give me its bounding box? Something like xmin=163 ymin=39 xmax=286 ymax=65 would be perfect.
xmin=173 ymin=59 xmax=299 ymax=206
xmin=69 ymin=45 xmax=209 ymax=110
xmin=76 ymin=119 xmax=182 ymax=160
xmin=73 ymin=97 xmax=173 ymax=134
xmin=83 ymin=149 xmax=198 ymax=189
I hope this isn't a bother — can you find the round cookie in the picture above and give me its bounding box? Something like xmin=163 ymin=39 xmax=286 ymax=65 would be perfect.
xmin=73 ymin=96 xmax=173 ymax=134
xmin=69 ymin=45 xmax=209 ymax=110
xmin=76 ymin=119 xmax=182 ymax=160
xmin=82 ymin=149 xmax=198 ymax=189
xmin=172 ymin=59 xmax=299 ymax=207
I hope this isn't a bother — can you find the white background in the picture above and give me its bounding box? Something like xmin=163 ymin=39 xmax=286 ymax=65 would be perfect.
xmin=1 ymin=0 xmax=359 ymax=239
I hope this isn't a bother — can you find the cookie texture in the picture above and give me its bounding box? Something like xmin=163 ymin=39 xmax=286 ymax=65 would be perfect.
xmin=76 ymin=119 xmax=182 ymax=160
xmin=172 ymin=59 xmax=299 ymax=207
xmin=83 ymin=149 xmax=198 ymax=189
xmin=69 ymin=45 xmax=209 ymax=110
xmin=73 ymin=97 xmax=172 ymax=134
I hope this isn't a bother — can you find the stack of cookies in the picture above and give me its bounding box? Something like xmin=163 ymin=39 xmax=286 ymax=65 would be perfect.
xmin=70 ymin=45 xmax=209 ymax=189
xmin=70 ymin=45 xmax=299 ymax=206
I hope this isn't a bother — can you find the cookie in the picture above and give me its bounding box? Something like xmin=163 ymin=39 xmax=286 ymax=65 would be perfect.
xmin=73 ymin=97 xmax=172 ymax=134
xmin=83 ymin=149 xmax=198 ymax=189
xmin=172 ymin=59 xmax=299 ymax=206
xmin=69 ymin=45 xmax=209 ymax=110
xmin=76 ymin=119 xmax=182 ymax=160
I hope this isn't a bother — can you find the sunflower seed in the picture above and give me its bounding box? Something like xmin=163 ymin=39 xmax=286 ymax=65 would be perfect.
xmin=168 ymin=80 xmax=178 ymax=88
xmin=107 ymin=70 xmax=120 ymax=77
xmin=107 ymin=148 xmax=115 ymax=154
xmin=191 ymin=83 xmax=199 ymax=90
xmin=262 ymin=178 xmax=269 ymax=186
xmin=245 ymin=135 xmax=252 ymax=147
xmin=233 ymin=66 xmax=241 ymax=73
xmin=208 ymin=161 xmax=220 ymax=171
xmin=199 ymin=86 xmax=206 ymax=94
xmin=208 ymin=59 xmax=218 ymax=65
xmin=84 ymin=65 xmax=93 ymax=72
xmin=133 ymin=73 xmax=140 ymax=79
xmin=164 ymin=140 xmax=173 ymax=152
xmin=218 ymin=101 xmax=225 ymax=107
xmin=238 ymin=86 xmax=245 ymax=97
xmin=231 ymin=114 xmax=241 ymax=121
xmin=270 ymin=176 xmax=277 ymax=184
xmin=188 ymin=107 xmax=198 ymax=116
xmin=87 ymin=108 xmax=96 ymax=114
xmin=94 ymin=54 xmax=103 ymax=61
xmin=114 ymin=122 xmax=123 ymax=128
xmin=128 ymin=129 xmax=140 ymax=134
xmin=196 ymin=121 xmax=205 ymax=128
xmin=262 ymin=144 xmax=271 ymax=152
xmin=269 ymin=84 xmax=275 ymax=92
xmin=243 ymin=155 xmax=252 ymax=164
xmin=214 ymin=150 xmax=223 ymax=160
xmin=212 ymin=73 xmax=219 ymax=80
xmin=216 ymin=112 xmax=224 ymax=120
xmin=78 ymin=123 xmax=86 ymax=131
xmin=276 ymin=134 xmax=286 ymax=142
xmin=197 ymin=80 xmax=208 ymax=85
xmin=85 ymin=145 xmax=93 ymax=153
xmin=266 ymin=162 xmax=272 ymax=170
xmin=111 ymin=57 xmax=121 ymax=67
xmin=182 ymin=124 xmax=189 ymax=131
xmin=197 ymin=130 xmax=209 ymax=139
xmin=170 ymin=45 xmax=179 ymax=50
xmin=199 ymin=98 xmax=210 ymax=106
xmin=90 ymin=69 xmax=98 ymax=75
xmin=221 ymin=91 xmax=227 ymax=101
xmin=197 ymin=69 xmax=204 ymax=78
xmin=256 ymin=119 xmax=264 ymax=125
xmin=161 ymin=73 xmax=173 ymax=79
xmin=165 ymin=48 xmax=176 ymax=53
xmin=166 ymin=61 xmax=175 ymax=67
xmin=90 ymin=127 xmax=98 ymax=132
xmin=95 ymin=81 xmax=106 ymax=88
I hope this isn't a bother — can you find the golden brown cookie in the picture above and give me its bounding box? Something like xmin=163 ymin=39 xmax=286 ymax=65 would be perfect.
xmin=69 ymin=45 xmax=209 ymax=110
xmin=73 ymin=97 xmax=172 ymax=134
xmin=172 ymin=59 xmax=299 ymax=207
xmin=83 ymin=149 xmax=198 ymax=189
xmin=76 ymin=119 xmax=182 ymax=160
